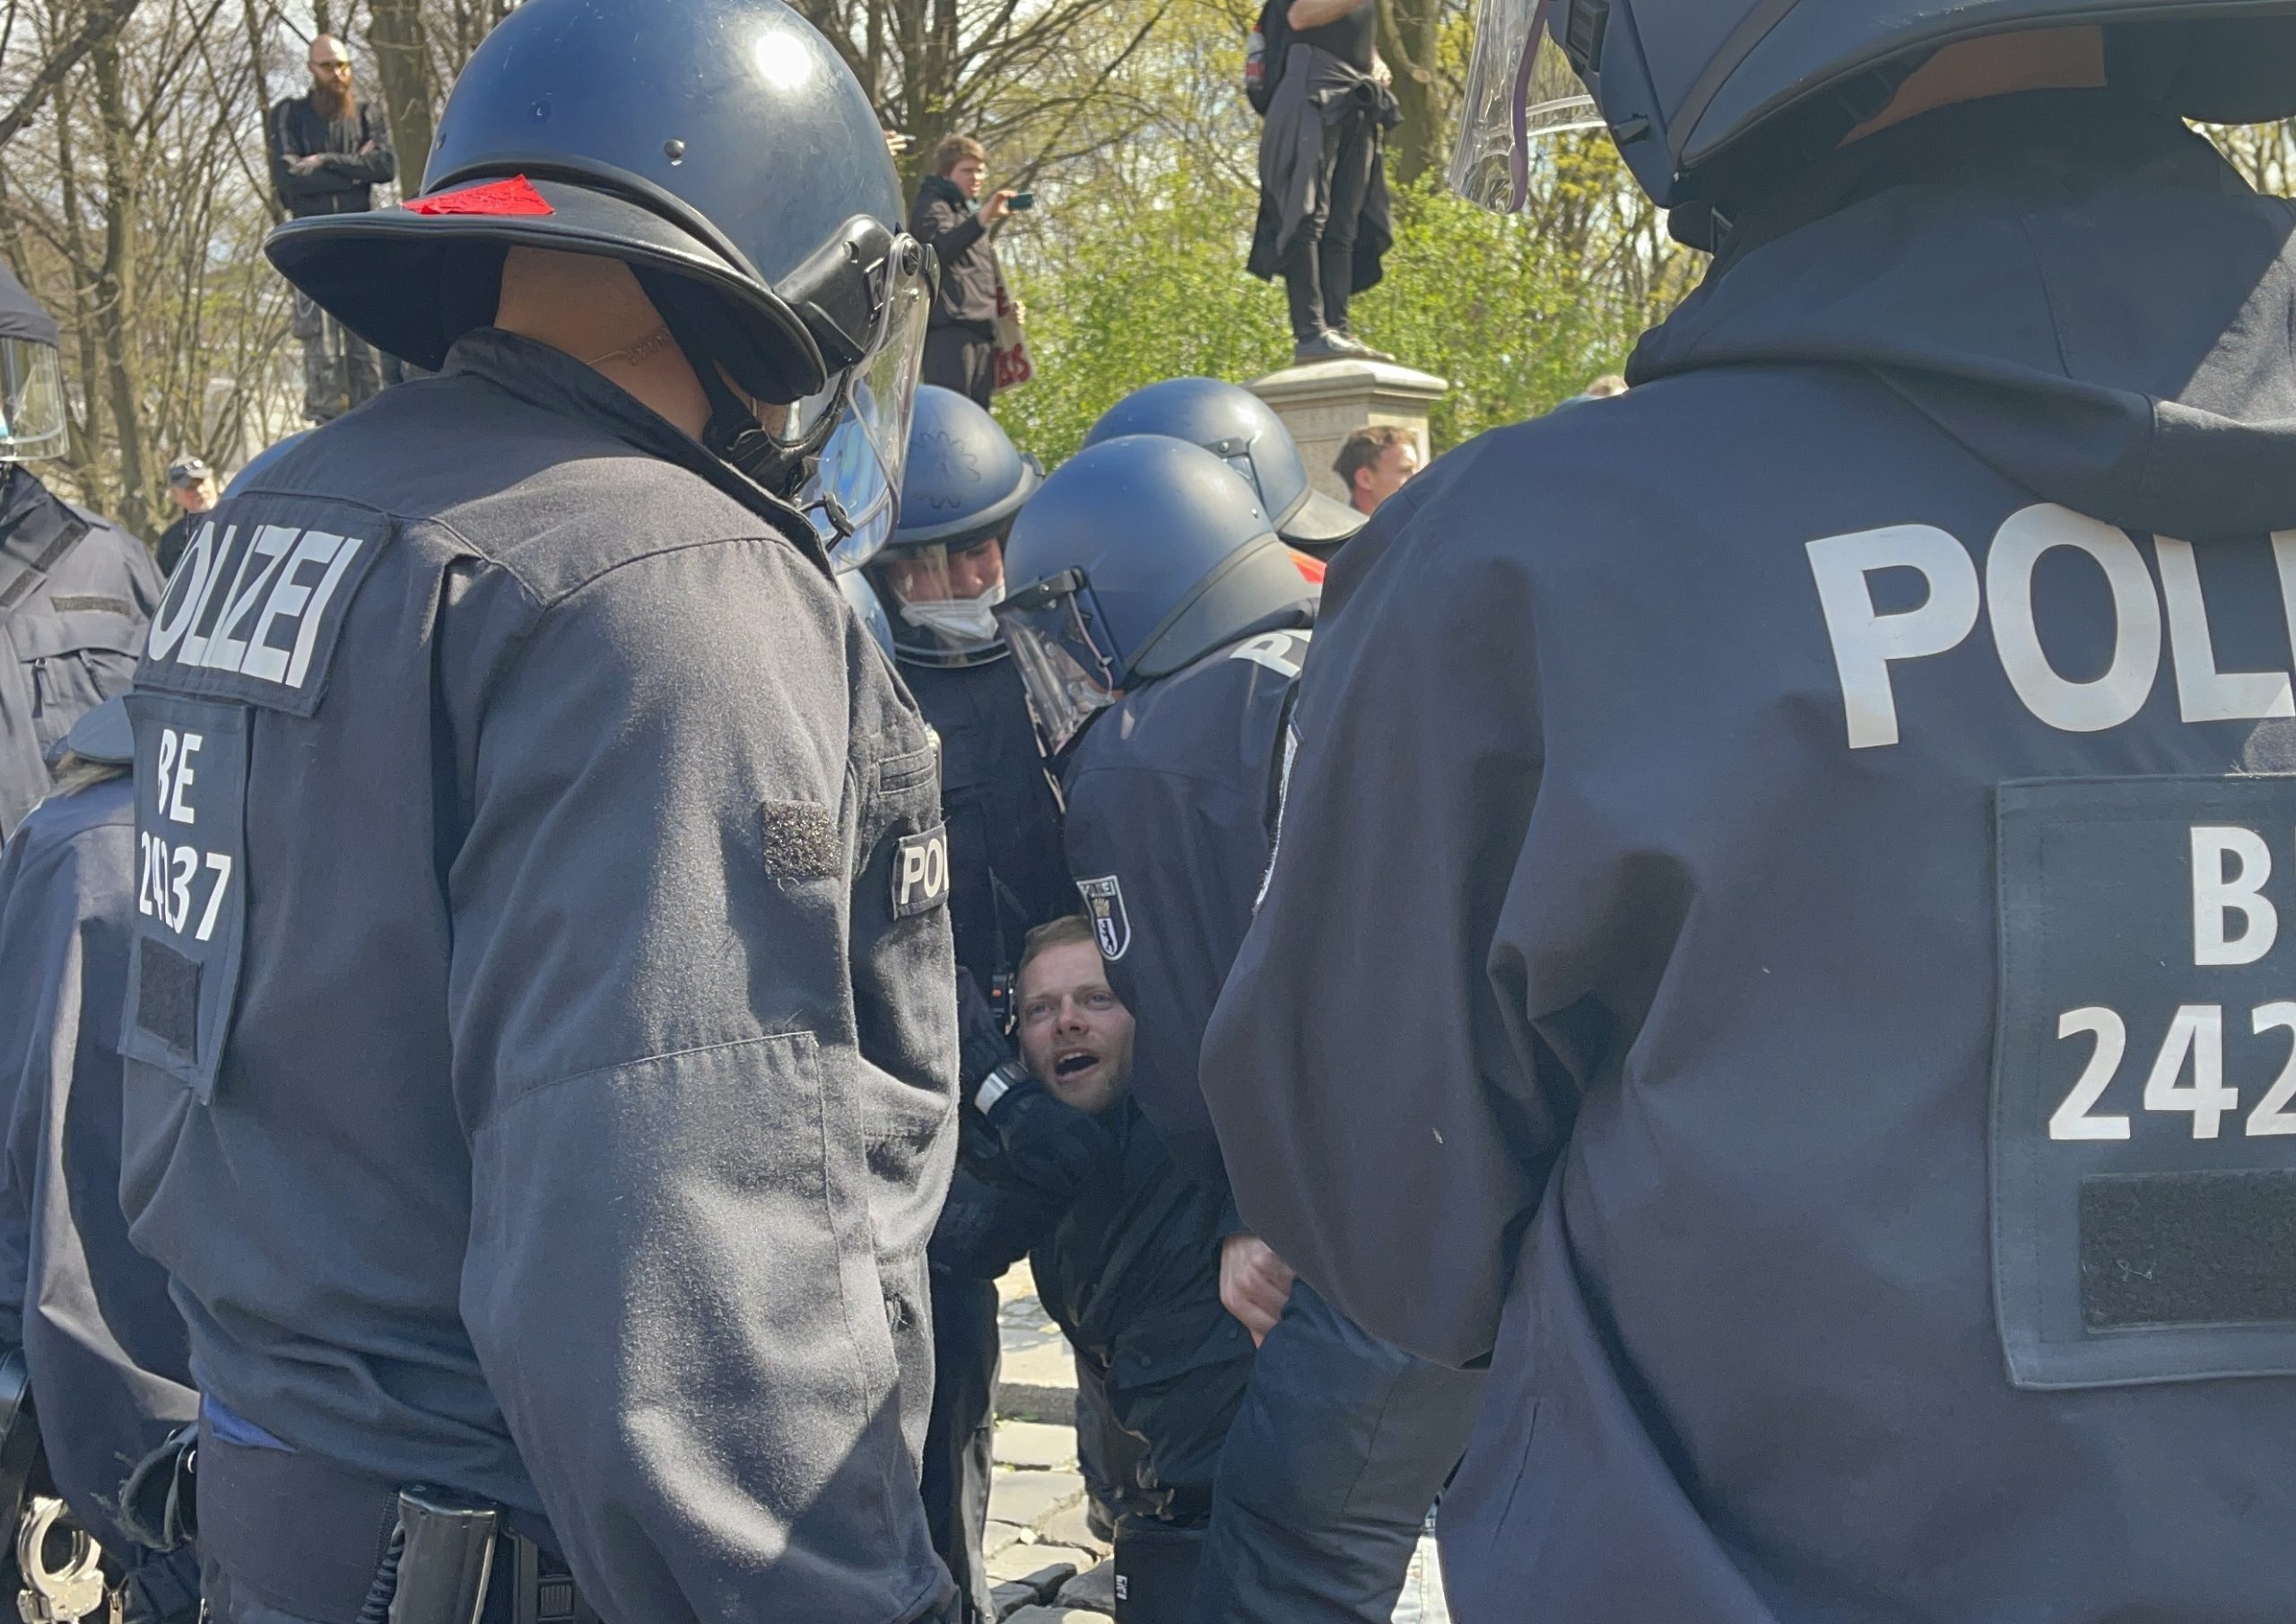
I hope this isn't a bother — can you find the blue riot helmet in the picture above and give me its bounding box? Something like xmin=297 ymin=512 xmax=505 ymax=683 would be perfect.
xmin=839 ymin=568 xmax=898 ymax=664
xmin=867 ymin=385 xmax=1041 ymax=670
xmin=264 ymin=0 xmax=932 ymax=533
xmin=1453 ymin=0 xmax=2296 ymax=241
xmin=1083 ymin=378 xmax=1363 ymax=556
xmin=996 ymin=436 xmax=1321 ymax=754
xmin=222 ymin=430 xmax=314 ymax=499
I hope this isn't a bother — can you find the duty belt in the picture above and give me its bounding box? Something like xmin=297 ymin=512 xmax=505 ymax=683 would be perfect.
xmin=196 ymin=1427 xmax=593 ymax=1624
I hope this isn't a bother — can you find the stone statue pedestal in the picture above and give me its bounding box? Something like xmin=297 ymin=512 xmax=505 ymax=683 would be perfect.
xmin=1246 ymin=358 xmax=1450 ymax=506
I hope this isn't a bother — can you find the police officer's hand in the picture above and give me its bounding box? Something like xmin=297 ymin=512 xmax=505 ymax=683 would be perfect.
xmin=1220 ymin=1232 xmax=1297 ymax=1346
xmin=982 ymin=189 xmax=1018 ymax=224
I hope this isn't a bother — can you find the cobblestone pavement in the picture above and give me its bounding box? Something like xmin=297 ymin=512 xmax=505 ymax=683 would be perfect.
xmin=987 ymin=1268 xmax=1113 ymax=1621
xmin=985 ymin=1269 xmax=1452 ymax=1624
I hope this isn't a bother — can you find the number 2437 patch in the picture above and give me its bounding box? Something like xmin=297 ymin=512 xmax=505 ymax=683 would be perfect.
xmin=118 ymin=693 xmax=250 ymax=1102
xmin=1994 ymin=777 xmax=2296 ymax=1391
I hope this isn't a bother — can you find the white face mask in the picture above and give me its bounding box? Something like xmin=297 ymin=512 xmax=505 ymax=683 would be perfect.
xmin=899 ymin=581 xmax=1006 ymax=644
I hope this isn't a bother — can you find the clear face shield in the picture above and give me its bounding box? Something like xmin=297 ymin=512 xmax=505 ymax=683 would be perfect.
xmin=871 ymin=534 xmax=1010 ymax=667
xmin=995 ymin=569 xmax=1123 ymax=756
xmin=1448 ymin=0 xmax=1606 ymax=213
xmin=796 ymin=236 xmax=935 ymax=570
xmin=0 ymin=340 xmax=69 ymax=462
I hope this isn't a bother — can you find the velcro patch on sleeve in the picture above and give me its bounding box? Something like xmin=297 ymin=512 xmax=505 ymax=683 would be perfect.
xmin=136 ymin=937 xmax=202 ymax=1055
xmin=761 ymin=800 xmax=839 ymax=881
xmin=891 ymin=824 xmax=950 ymax=918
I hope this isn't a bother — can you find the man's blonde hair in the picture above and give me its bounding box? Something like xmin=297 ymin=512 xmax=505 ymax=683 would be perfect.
xmin=1019 ymin=915 xmax=1098 ymax=981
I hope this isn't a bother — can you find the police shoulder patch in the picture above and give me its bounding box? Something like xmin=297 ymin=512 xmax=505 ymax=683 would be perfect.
xmin=892 ymin=823 xmax=951 ymax=918
xmin=1076 ymin=874 xmax=1130 ymax=960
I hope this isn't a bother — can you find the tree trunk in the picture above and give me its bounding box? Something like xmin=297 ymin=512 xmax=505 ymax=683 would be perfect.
xmin=51 ymin=75 xmax=109 ymax=513
xmin=1376 ymin=0 xmax=1445 ymax=186
xmin=244 ymin=0 xmax=283 ymax=223
xmin=366 ymin=0 xmax=437 ymax=190
xmin=89 ymin=36 xmax=149 ymax=535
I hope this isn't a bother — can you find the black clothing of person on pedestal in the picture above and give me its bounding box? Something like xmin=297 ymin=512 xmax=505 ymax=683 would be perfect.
xmin=1248 ymin=0 xmax=1396 ymax=364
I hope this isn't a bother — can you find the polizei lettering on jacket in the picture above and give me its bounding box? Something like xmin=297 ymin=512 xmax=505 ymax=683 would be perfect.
xmin=1807 ymin=504 xmax=2296 ymax=749
xmin=140 ymin=508 xmax=382 ymax=714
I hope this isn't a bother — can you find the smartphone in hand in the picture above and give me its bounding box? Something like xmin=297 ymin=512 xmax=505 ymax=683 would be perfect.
xmin=1008 ymin=191 xmax=1036 ymax=212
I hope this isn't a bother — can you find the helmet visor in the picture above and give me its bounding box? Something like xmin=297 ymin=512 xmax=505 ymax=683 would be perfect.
xmin=1448 ymin=0 xmax=1604 ymax=213
xmin=874 ymin=535 xmax=1010 ymax=666
xmin=797 ymin=233 xmax=935 ymax=569
xmin=0 ymin=340 xmax=68 ymax=461
xmin=996 ymin=568 xmax=1120 ymax=755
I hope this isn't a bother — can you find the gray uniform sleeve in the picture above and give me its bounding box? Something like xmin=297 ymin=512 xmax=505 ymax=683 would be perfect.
xmin=449 ymin=539 xmax=949 ymax=1623
xmin=0 ymin=826 xmax=43 ymax=1350
xmin=1199 ymin=494 xmax=1567 ymax=1368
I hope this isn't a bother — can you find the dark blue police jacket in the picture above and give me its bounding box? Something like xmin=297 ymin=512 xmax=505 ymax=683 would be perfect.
xmin=1062 ymin=611 xmax=1313 ymax=1192
xmin=0 ymin=769 xmax=197 ymax=1556
xmin=1205 ymin=92 xmax=2296 ymax=1621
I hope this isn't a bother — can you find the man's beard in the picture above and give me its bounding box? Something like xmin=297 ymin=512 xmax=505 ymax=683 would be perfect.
xmin=309 ymin=76 xmax=353 ymax=122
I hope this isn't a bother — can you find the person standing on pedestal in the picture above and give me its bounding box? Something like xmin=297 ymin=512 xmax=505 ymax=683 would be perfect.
xmin=265 ymin=35 xmax=395 ymax=423
xmin=1249 ymin=0 xmax=1398 ymax=365
xmin=911 ymin=136 xmax=1015 ymax=409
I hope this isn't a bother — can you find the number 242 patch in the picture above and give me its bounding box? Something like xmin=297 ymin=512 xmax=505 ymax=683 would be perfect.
xmin=1993 ymin=776 xmax=2296 ymax=1391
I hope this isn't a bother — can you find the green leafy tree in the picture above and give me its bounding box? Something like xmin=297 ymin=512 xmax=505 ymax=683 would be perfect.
xmin=995 ymin=135 xmax=1693 ymax=465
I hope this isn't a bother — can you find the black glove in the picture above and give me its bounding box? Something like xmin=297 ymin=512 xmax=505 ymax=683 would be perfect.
xmin=975 ymin=1065 xmax=1121 ymax=1201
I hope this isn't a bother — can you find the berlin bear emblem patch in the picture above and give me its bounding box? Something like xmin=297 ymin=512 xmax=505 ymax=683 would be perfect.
xmin=1076 ymin=874 xmax=1130 ymax=960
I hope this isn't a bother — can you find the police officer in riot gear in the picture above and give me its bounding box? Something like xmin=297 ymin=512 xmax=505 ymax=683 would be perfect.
xmin=1205 ymin=4 xmax=2296 ymax=1620
xmin=997 ymin=435 xmax=1482 ymax=1623
xmin=866 ymin=385 xmax=1069 ymax=1622
xmin=0 ymin=265 xmax=160 ymax=840
xmin=0 ymin=696 xmax=200 ymax=1624
xmin=117 ymin=3 xmax=955 ymax=1620
xmin=1083 ymin=377 xmax=1364 ymax=560
xmin=868 ymin=386 xmax=1068 ymax=998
